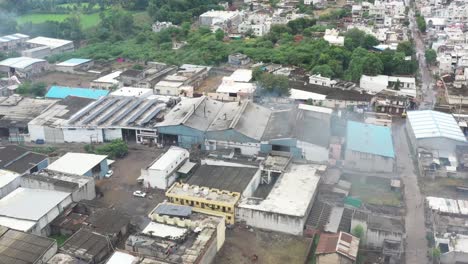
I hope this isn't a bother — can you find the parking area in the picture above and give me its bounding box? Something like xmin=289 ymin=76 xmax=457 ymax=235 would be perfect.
xmin=95 ymin=145 xmax=167 ymax=230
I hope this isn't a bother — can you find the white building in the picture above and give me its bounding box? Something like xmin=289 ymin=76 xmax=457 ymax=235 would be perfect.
xmin=110 ymin=87 xmax=154 ymax=98
xmin=309 ymin=74 xmax=336 ymax=87
xmin=0 ymin=188 xmax=72 ymax=235
xmin=152 ymin=21 xmax=175 ymax=33
xmin=90 ymin=71 xmax=123 ymax=89
xmin=0 ymin=170 xmax=21 ymax=199
xmin=216 ymin=70 xmax=256 ymax=99
xmin=47 ymin=153 xmax=110 ymax=179
xmin=199 ymin=10 xmax=242 ymax=32
xmin=323 ymin=29 xmax=345 ymax=46
xmin=437 ymin=233 xmax=468 ymax=264
xmin=55 ymin=58 xmax=93 ymax=73
xmin=25 ymin=36 xmax=74 ymax=55
xmin=0 ymin=56 xmax=48 ymax=78
xmin=406 ymin=110 xmax=467 ymax=154
xmin=360 ymin=75 xmax=416 ymax=95
xmin=237 ymin=164 xmax=322 ymax=235
xmin=140 ymin=146 xmax=190 ymax=189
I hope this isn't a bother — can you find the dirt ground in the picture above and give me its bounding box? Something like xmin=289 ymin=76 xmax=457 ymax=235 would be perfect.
xmin=33 ymin=71 xmax=97 ymax=88
xmin=420 ymin=177 xmax=468 ymax=200
xmin=95 ymin=145 xmax=167 ymax=230
xmin=195 ymin=75 xmax=224 ymax=94
xmin=343 ymin=174 xmax=403 ymax=207
xmin=214 ymin=226 xmax=312 ymax=264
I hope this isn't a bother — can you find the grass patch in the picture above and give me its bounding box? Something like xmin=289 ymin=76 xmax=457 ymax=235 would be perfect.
xmin=49 ymin=234 xmax=69 ymax=246
xmin=32 ymin=146 xmax=57 ymax=155
xmin=345 ymin=175 xmax=402 ymax=206
xmin=17 ymin=13 xmax=101 ymax=29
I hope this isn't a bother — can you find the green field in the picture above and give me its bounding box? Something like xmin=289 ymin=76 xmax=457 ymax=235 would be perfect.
xmin=17 ymin=13 xmax=101 ymax=29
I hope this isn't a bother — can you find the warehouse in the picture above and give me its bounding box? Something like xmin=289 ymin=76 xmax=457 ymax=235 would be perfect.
xmin=0 ymin=170 xmax=21 ymax=199
xmin=28 ymin=96 xmax=95 ymax=143
xmin=47 ymin=153 xmax=110 ymax=179
xmin=0 ymin=226 xmax=58 ymax=263
xmin=62 ymin=95 xmax=167 ymax=144
xmin=90 ymin=71 xmax=122 ymax=89
xmin=45 ymin=86 xmax=108 ymax=99
xmin=26 ymin=36 xmax=74 ymax=55
xmin=0 ymin=33 xmax=29 ymax=52
xmin=237 ymin=163 xmax=322 ymax=235
xmin=0 ymin=56 xmax=48 ymax=78
xmin=406 ymin=110 xmax=467 ymax=154
xmin=55 ymin=58 xmax=94 ymax=73
xmin=0 ymin=187 xmax=72 ymax=235
xmin=0 ymin=96 xmax=56 ymax=139
xmin=21 ymin=169 xmax=96 ymax=202
xmin=344 ymin=121 xmax=395 ymax=173
xmin=0 ymin=145 xmax=49 ymax=175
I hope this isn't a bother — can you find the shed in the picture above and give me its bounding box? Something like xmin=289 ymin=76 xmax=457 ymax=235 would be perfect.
xmin=47 ymin=153 xmax=109 ymax=178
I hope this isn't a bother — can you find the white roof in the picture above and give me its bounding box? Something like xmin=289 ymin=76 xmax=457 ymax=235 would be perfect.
xmin=56 ymin=58 xmax=91 ymax=67
xmin=47 ymin=153 xmax=108 ymax=175
xmin=106 ymin=252 xmax=137 ymax=264
xmin=289 ymin=89 xmax=326 ymax=101
xmin=407 ymin=110 xmax=467 ymax=142
xmin=149 ymin=147 xmax=188 ymax=171
xmin=110 ymin=87 xmax=153 ymax=98
xmin=0 ymin=170 xmax=20 ymax=189
xmin=0 ymin=57 xmax=46 ymax=70
xmin=239 ymin=164 xmax=321 ymax=216
xmin=426 ymin=196 xmax=461 ymax=215
xmin=217 ymin=80 xmax=256 ymax=94
xmin=27 ymin=36 xmax=72 ymax=49
xmin=388 ymin=76 xmax=415 ymax=84
xmin=438 ymin=233 xmax=468 ymax=254
xmin=0 ymin=188 xmax=70 ymax=221
xmin=142 ymin=221 xmax=188 ymax=239
xmin=93 ymin=71 xmax=122 ymax=84
xmin=155 ymin=80 xmax=184 ymax=88
xmin=298 ymin=104 xmax=333 ymax=114
xmin=229 ymin=69 xmax=253 ymax=83
xmin=0 ymin=216 xmax=36 ymax=232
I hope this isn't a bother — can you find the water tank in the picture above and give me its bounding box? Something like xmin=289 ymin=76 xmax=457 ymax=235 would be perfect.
xmin=194 ymin=186 xmax=200 ymax=194
xmin=183 ymin=184 xmax=189 ymax=192
xmin=203 ymin=188 xmax=209 ymax=196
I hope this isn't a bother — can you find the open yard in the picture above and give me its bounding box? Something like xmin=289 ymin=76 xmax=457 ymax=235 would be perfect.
xmin=420 ymin=177 xmax=468 ymax=200
xmin=214 ymin=226 xmax=312 ymax=264
xmin=17 ymin=13 xmax=101 ymax=29
xmin=344 ymin=174 xmax=403 ymax=207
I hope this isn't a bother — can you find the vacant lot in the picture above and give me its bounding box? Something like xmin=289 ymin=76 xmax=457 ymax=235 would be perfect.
xmin=33 ymin=72 xmax=97 ymax=88
xmin=344 ymin=174 xmax=402 ymax=206
xmin=420 ymin=177 xmax=468 ymax=200
xmin=17 ymin=13 xmax=101 ymax=29
xmin=214 ymin=226 xmax=312 ymax=264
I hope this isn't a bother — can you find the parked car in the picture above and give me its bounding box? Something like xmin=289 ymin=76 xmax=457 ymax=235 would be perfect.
xmin=133 ymin=190 xmax=146 ymax=198
xmin=105 ymin=170 xmax=113 ymax=178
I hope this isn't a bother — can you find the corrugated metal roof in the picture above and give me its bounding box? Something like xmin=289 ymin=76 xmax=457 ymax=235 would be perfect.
xmin=346 ymin=121 xmax=395 ymax=158
xmin=154 ymin=204 xmax=192 ymax=218
xmin=407 ymin=110 xmax=466 ymax=142
xmin=0 ymin=57 xmax=46 ymax=70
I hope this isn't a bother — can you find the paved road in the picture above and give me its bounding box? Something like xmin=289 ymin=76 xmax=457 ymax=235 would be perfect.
xmin=393 ymin=122 xmax=428 ymax=264
xmin=409 ymin=9 xmax=436 ymax=110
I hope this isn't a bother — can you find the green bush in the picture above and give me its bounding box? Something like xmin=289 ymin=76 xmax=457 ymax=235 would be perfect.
xmin=94 ymin=139 xmax=128 ymax=159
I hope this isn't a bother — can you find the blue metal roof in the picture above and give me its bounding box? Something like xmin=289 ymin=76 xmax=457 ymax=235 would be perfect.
xmin=346 ymin=121 xmax=395 ymax=158
xmin=56 ymin=58 xmax=91 ymax=66
xmin=46 ymin=86 xmax=109 ymax=99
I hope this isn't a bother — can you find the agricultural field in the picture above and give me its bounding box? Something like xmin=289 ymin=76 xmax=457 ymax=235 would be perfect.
xmin=17 ymin=13 xmax=101 ymax=29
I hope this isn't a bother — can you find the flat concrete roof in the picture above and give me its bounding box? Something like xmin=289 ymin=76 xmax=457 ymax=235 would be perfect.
xmin=0 ymin=170 xmax=20 ymax=189
xmin=167 ymin=183 xmax=240 ymax=204
xmin=239 ymin=164 xmax=321 ymax=217
xmin=47 ymin=153 xmax=107 ymax=176
xmin=0 ymin=187 xmax=70 ymax=221
xmin=187 ymin=164 xmax=258 ymax=193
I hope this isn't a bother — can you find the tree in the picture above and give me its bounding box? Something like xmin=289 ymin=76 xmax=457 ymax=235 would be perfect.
xmin=257 ymin=73 xmax=290 ymax=96
xmin=16 ymin=82 xmax=47 ymax=97
xmin=0 ymin=12 xmax=17 ymax=35
xmin=352 ymin=225 xmax=365 ymax=240
xmin=362 ymin=54 xmax=384 ymax=76
xmin=416 ymin=15 xmax=426 ymax=32
xmin=397 ymin=41 xmax=415 ymax=56
xmin=94 ymin=139 xmax=128 ymax=159
xmin=344 ymin=28 xmax=379 ymax=50
xmin=215 ymin=29 xmax=225 ymax=41
xmin=425 ymin=49 xmax=437 ymax=65
xmin=312 ymin=65 xmax=334 ymax=78
xmin=393 ymin=79 xmax=401 ymax=90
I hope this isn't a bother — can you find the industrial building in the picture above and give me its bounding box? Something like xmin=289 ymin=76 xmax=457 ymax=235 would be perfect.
xmin=0 ymin=33 xmax=29 ymax=52
xmin=166 ymin=182 xmax=240 ymax=224
xmin=45 ymin=86 xmax=109 ymax=99
xmin=25 ymin=36 xmax=74 ymax=56
xmin=0 ymin=187 xmax=72 ymax=235
xmin=140 ymin=146 xmax=190 ymax=189
xmin=0 ymin=226 xmax=58 ymax=264
xmin=47 ymin=153 xmax=110 ymax=179
xmin=0 ymin=96 xmax=56 ymax=140
xmin=21 ymin=169 xmax=96 ymax=202
xmin=126 ymin=203 xmax=225 ymax=264
xmin=60 ymin=228 xmax=112 ymax=264
xmin=154 ymin=64 xmax=209 ymax=96
xmin=28 ymin=96 xmax=96 ymax=143
xmin=0 ymin=57 xmax=48 ymax=78
xmin=55 ymin=58 xmax=94 ymax=73
xmin=345 ymin=121 xmax=395 ymax=173
xmin=0 ymin=145 xmax=49 ymax=175
xmin=90 ymin=71 xmax=122 ymax=89
xmin=237 ymin=163 xmax=323 ymax=235
xmin=406 ymin=110 xmax=467 ymax=154
xmin=0 ymin=170 xmax=21 ymax=199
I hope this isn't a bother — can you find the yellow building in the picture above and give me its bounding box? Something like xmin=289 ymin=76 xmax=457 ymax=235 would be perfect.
xmin=165 ymin=182 xmax=240 ymax=224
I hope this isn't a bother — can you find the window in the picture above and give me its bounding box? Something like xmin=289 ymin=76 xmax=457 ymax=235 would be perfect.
xmin=175 ymin=198 xmax=179 ymax=202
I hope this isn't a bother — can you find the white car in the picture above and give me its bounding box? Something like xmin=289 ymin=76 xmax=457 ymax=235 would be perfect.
xmin=133 ymin=190 xmax=146 ymax=198
xmin=105 ymin=170 xmax=113 ymax=178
